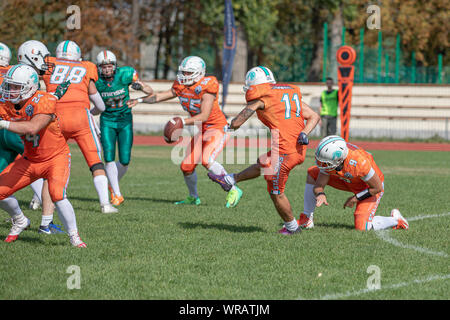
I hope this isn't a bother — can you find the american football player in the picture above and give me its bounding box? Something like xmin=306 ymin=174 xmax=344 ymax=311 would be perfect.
xmin=94 ymin=50 xmax=152 ymax=206
xmin=0 ymin=64 xmax=86 ymax=247
xmin=207 ymin=66 xmax=320 ymax=234
xmin=299 ymin=135 xmax=409 ymax=231
xmin=128 ymin=56 xmax=243 ymax=208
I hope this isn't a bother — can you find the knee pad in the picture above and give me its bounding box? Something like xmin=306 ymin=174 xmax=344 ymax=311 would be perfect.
xmin=90 ymin=162 xmax=105 ymax=173
xmin=180 ymin=162 xmax=196 ymax=174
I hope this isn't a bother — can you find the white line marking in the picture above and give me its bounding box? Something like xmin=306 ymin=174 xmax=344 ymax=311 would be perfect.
xmin=408 ymin=212 xmax=450 ymax=222
xmin=307 ymin=274 xmax=450 ymax=300
xmin=375 ymin=229 xmax=448 ymax=257
xmin=298 ymin=212 xmax=450 ymax=300
xmin=375 ymin=212 xmax=450 ymax=258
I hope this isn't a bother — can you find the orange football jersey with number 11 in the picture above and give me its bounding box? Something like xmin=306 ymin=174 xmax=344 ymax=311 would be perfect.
xmin=246 ymin=83 xmax=305 ymax=154
xmin=43 ymin=57 xmax=98 ymax=108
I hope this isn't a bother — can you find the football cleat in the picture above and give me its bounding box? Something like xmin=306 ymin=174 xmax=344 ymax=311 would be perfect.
xmin=298 ymin=213 xmax=314 ymax=229
xmin=101 ymin=204 xmax=119 ymax=214
xmin=111 ymin=195 xmax=124 ymax=206
xmin=225 ymin=186 xmax=243 ymax=208
xmin=207 ymin=172 xmax=233 ymax=192
xmin=69 ymin=233 xmax=87 ymax=248
xmin=5 ymin=217 xmax=30 ymax=243
xmin=278 ymin=226 xmax=302 ymax=235
xmin=38 ymin=222 xmax=65 ymax=235
xmin=391 ymin=209 xmax=409 ymax=230
xmin=174 ymin=196 xmax=201 ymax=205
xmin=29 ymin=197 xmax=41 ymax=211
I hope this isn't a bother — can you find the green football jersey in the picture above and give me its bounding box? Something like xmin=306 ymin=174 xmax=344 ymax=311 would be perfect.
xmin=95 ymin=66 xmax=138 ymax=121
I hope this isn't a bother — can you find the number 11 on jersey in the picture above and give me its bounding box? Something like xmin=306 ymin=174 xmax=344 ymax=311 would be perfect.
xmin=281 ymin=93 xmax=301 ymax=119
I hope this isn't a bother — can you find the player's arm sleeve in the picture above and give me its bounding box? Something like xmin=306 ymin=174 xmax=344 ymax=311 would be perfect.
xmin=89 ymin=91 xmax=106 ymax=115
xmin=359 ymin=158 xmax=374 ymax=182
xmin=87 ymin=62 xmax=99 ymax=82
xmin=204 ymin=77 xmax=219 ymax=96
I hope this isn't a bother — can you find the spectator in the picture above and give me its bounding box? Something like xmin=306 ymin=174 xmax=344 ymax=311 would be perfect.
xmin=319 ymin=77 xmax=339 ymax=136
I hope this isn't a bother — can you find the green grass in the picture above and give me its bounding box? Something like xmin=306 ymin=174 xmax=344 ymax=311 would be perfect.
xmin=0 ymin=145 xmax=449 ymax=300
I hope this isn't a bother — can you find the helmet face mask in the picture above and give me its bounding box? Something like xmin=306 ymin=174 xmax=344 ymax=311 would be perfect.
xmin=177 ymin=56 xmax=206 ymax=86
xmin=315 ymin=135 xmax=349 ymax=172
xmin=17 ymin=40 xmax=54 ymax=75
xmin=243 ymin=66 xmax=276 ymax=93
xmin=96 ymin=50 xmax=117 ymax=79
xmin=1 ymin=64 xmax=39 ymax=104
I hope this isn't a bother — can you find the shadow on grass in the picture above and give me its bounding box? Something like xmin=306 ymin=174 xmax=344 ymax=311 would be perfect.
xmin=67 ymin=196 xmax=99 ymax=203
xmin=179 ymin=222 xmax=265 ymax=233
xmin=317 ymin=222 xmax=355 ymax=230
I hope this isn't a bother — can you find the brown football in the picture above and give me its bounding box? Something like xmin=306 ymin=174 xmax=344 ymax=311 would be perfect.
xmin=163 ymin=117 xmax=184 ymax=143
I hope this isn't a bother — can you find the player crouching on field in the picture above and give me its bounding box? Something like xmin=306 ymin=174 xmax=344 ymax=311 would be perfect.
xmin=299 ymin=135 xmax=409 ymax=231
xmin=0 ymin=64 xmax=86 ymax=247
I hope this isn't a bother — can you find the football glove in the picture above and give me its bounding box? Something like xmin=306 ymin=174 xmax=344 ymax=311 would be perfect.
xmin=297 ymin=132 xmax=309 ymax=145
xmin=53 ymin=80 xmax=71 ymax=100
xmin=131 ymin=82 xmax=143 ymax=91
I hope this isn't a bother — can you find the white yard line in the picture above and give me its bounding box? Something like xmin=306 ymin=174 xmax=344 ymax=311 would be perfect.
xmin=311 ymin=274 xmax=450 ymax=300
xmin=298 ymin=212 xmax=450 ymax=300
xmin=375 ymin=212 xmax=450 ymax=258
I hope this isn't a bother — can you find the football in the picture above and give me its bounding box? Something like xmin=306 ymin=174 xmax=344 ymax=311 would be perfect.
xmin=163 ymin=117 xmax=184 ymax=143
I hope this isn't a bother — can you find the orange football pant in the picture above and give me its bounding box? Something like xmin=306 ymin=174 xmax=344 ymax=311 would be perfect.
xmin=57 ymin=106 xmax=102 ymax=168
xmin=0 ymin=153 xmax=71 ymax=202
xmin=258 ymin=149 xmax=306 ymax=195
xmin=180 ymin=127 xmax=229 ymax=173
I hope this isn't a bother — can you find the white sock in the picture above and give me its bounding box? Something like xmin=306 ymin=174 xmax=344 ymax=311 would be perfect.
xmin=55 ymin=199 xmax=78 ymax=234
xmin=41 ymin=215 xmax=53 ymax=227
xmin=116 ymin=161 xmax=128 ymax=181
xmin=184 ymin=171 xmax=198 ymax=198
xmin=284 ymin=218 xmax=299 ymax=232
xmin=30 ymin=178 xmax=44 ymax=202
xmin=105 ymin=162 xmax=121 ymax=197
xmin=208 ymin=161 xmax=236 ymax=190
xmin=208 ymin=161 xmax=227 ymax=176
xmin=372 ymin=216 xmax=398 ymax=231
xmin=0 ymin=196 xmax=24 ymax=219
xmin=303 ymin=184 xmax=316 ymax=218
xmin=93 ymin=174 xmax=110 ymax=206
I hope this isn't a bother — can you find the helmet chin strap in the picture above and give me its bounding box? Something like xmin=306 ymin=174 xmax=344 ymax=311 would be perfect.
xmin=335 ymin=163 xmax=344 ymax=171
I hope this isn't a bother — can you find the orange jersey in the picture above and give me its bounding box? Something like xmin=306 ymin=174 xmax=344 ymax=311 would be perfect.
xmin=172 ymin=76 xmax=227 ymax=132
xmin=321 ymin=143 xmax=384 ymax=193
xmin=0 ymin=91 xmax=69 ymax=162
xmin=42 ymin=57 xmax=98 ymax=109
xmin=246 ymin=83 xmax=305 ymax=154
xmin=0 ymin=65 xmax=11 ymax=86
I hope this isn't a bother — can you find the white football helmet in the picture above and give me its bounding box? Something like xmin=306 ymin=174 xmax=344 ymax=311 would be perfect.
xmin=17 ymin=40 xmax=53 ymax=75
xmin=0 ymin=42 xmax=11 ymax=67
xmin=177 ymin=56 xmax=206 ymax=85
xmin=243 ymin=66 xmax=276 ymax=92
xmin=96 ymin=50 xmax=117 ymax=77
xmin=56 ymin=40 xmax=81 ymax=61
xmin=1 ymin=64 xmax=40 ymax=104
xmin=315 ymin=135 xmax=349 ymax=171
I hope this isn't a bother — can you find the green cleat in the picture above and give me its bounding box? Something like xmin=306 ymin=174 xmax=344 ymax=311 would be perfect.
xmin=226 ymin=186 xmax=243 ymax=208
xmin=174 ymin=196 xmax=201 ymax=205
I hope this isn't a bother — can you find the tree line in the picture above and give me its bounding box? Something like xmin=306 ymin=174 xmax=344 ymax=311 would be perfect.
xmin=0 ymin=0 xmax=447 ymax=81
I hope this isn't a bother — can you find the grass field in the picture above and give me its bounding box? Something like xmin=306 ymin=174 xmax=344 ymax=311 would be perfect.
xmin=0 ymin=144 xmax=449 ymax=300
